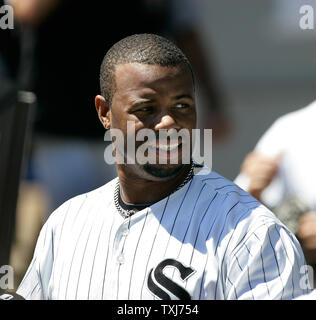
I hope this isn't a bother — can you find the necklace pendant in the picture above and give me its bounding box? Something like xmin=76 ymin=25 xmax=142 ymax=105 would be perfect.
xmin=127 ymin=209 xmax=137 ymax=217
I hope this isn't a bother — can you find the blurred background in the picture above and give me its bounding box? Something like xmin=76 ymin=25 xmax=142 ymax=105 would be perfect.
xmin=201 ymin=0 xmax=316 ymax=179
xmin=1 ymin=0 xmax=316 ymax=291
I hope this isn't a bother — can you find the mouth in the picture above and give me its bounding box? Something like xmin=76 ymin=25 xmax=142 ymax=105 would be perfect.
xmin=134 ymin=135 xmax=191 ymax=165
xmin=147 ymin=141 xmax=182 ymax=152
xmin=145 ymin=140 xmax=184 ymax=163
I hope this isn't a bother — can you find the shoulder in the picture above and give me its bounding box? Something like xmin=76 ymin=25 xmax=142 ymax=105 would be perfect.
xmin=256 ymin=101 xmax=316 ymax=156
xmin=45 ymin=177 xmax=118 ymax=230
xmin=191 ymin=168 xmax=268 ymax=223
xmin=191 ymin=168 xmax=289 ymax=244
xmin=193 ymin=168 xmax=259 ymax=211
xmin=265 ymin=101 xmax=316 ymax=132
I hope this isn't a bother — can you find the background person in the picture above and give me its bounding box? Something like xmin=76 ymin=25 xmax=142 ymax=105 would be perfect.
xmin=235 ymin=101 xmax=316 ymax=280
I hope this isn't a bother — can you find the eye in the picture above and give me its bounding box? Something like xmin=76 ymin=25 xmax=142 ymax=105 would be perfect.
xmin=138 ymin=106 xmax=153 ymax=112
xmin=132 ymin=106 xmax=155 ymax=115
xmin=174 ymin=103 xmax=190 ymax=109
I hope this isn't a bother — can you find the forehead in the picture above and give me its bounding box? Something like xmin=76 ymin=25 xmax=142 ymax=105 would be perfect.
xmin=113 ymin=63 xmax=194 ymax=97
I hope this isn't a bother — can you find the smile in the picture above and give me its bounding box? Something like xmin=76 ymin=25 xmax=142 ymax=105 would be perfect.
xmin=147 ymin=142 xmax=181 ymax=151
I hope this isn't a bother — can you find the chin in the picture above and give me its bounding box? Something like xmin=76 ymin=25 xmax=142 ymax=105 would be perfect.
xmin=142 ymin=163 xmax=185 ymax=180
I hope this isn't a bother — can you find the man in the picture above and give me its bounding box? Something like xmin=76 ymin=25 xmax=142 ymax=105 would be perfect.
xmin=16 ymin=34 xmax=309 ymax=300
xmin=9 ymin=0 xmax=229 ymax=290
xmin=235 ymin=102 xmax=316 ymax=274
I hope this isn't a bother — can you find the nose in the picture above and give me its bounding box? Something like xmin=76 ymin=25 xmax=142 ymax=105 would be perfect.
xmin=154 ymin=114 xmax=179 ymax=131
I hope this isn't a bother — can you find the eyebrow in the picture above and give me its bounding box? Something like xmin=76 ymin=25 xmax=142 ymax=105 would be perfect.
xmin=130 ymin=94 xmax=193 ymax=109
xmin=172 ymin=94 xmax=193 ymax=100
xmin=130 ymin=99 xmax=156 ymax=108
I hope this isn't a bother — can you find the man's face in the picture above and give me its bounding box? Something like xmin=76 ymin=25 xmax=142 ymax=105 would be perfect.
xmin=109 ymin=62 xmax=196 ymax=181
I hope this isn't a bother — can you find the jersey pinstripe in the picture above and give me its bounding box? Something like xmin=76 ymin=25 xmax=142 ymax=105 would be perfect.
xmin=16 ymin=166 xmax=310 ymax=300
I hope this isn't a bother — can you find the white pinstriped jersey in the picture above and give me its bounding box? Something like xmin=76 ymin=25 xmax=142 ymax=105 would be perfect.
xmin=17 ymin=167 xmax=310 ymax=300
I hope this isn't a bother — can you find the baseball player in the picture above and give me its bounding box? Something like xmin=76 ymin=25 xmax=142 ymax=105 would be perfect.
xmin=16 ymin=34 xmax=310 ymax=300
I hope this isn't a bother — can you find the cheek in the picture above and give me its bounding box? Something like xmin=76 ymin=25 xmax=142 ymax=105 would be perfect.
xmin=180 ymin=112 xmax=196 ymax=129
xmin=190 ymin=106 xmax=197 ymax=121
xmin=134 ymin=121 xmax=146 ymax=131
xmin=109 ymin=109 xmax=119 ymax=127
xmin=110 ymin=110 xmax=129 ymax=132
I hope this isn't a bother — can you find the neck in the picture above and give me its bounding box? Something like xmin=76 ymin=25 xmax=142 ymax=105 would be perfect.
xmin=117 ymin=164 xmax=192 ymax=204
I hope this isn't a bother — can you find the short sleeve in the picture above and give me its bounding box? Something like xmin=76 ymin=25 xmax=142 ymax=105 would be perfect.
xmin=225 ymin=222 xmax=310 ymax=300
xmin=235 ymin=116 xmax=291 ymax=208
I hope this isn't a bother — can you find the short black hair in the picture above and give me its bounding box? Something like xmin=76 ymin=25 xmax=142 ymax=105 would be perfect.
xmin=99 ymin=33 xmax=194 ymax=105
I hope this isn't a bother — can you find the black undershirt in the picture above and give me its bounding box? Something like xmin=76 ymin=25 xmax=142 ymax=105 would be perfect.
xmin=118 ymin=191 xmax=154 ymax=213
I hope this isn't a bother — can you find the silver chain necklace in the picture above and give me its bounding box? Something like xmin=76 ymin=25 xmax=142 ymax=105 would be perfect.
xmin=114 ymin=161 xmax=196 ymax=219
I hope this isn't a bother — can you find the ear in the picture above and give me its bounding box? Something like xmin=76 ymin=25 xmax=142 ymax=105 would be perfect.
xmin=95 ymin=95 xmax=111 ymax=129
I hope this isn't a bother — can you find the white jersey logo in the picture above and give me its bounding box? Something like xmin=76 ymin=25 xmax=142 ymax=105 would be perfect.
xmin=147 ymin=259 xmax=195 ymax=300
